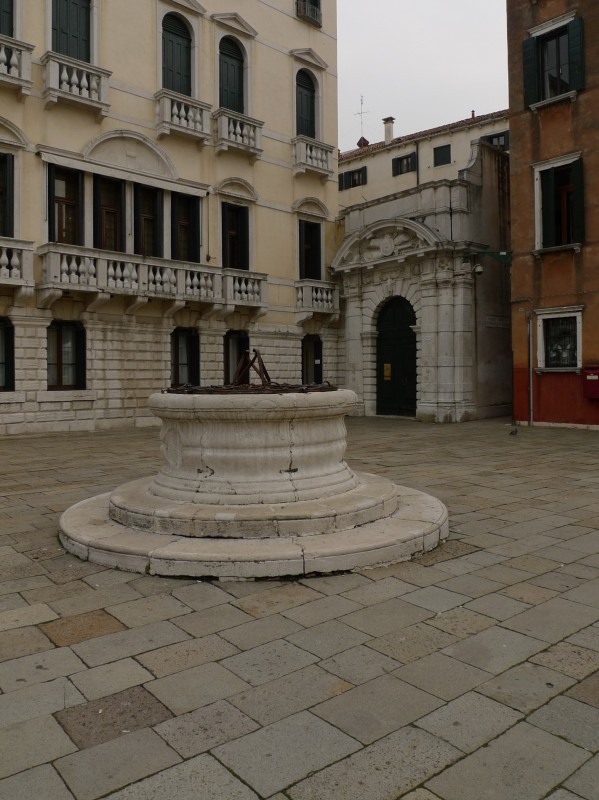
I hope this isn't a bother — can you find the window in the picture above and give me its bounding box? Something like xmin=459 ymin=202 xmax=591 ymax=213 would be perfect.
xmin=302 ymin=334 xmax=322 ymax=385
xmin=134 ymin=185 xmax=163 ymax=258
xmin=49 ymin=166 xmax=84 ymax=245
xmin=296 ymin=69 xmax=316 ymax=139
xmin=171 ymin=327 xmax=199 ymax=387
xmin=52 ymin=0 xmax=90 ymax=62
xmin=222 ymin=202 xmax=249 ymax=270
xmin=338 ymin=167 xmax=367 ymax=190
xmin=537 ymin=309 xmax=582 ymax=370
xmin=482 ymin=131 xmax=510 ymax=151
xmin=172 ymin=193 xmax=200 ymax=263
xmin=536 ymin=158 xmax=584 ymax=249
xmin=433 ymin=144 xmax=451 ymax=167
xmin=0 ymin=153 xmax=13 ymax=238
xmin=224 ymin=329 xmax=249 ymax=384
xmin=162 ymin=13 xmax=191 ymax=97
xmin=219 ymin=37 xmax=244 ymax=113
xmin=0 ymin=0 xmax=13 ymax=37
xmin=93 ymin=176 xmax=125 ymax=252
xmin=299 ymin=219 xmax=321 ymax=280
xmin=523 ymin=17 xmax=584 ymax=106
xmin=47 ymin=321 xmax=86 ymax=389
xmin=0 ymin=318 xmax=14 ymax=391
xmin=392 ymin=153 xmax=417 ymax=176
xmin=296 ymin=0 xmax=321 ymax=27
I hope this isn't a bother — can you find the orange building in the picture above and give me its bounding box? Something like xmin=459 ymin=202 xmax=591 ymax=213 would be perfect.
xmin=508 ymin=0 xmax=599 ymax=426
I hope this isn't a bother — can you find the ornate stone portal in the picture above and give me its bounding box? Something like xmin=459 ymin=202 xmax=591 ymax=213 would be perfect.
xmin=60 ymin=375 xmax=448 ymax=578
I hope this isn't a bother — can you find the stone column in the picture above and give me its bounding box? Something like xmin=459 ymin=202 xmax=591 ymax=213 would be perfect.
xmin=436 ymin=268 xmax=456 ymax=422
xmin=361 ymin=330 xmax=377 ymax=416
xmin=416 ymin=270 xmax=439 ymax=422
xmin=453 ymin=263 xmax=477 ymax=421
xmin=340 ymin=272 xmax=365 ymax=411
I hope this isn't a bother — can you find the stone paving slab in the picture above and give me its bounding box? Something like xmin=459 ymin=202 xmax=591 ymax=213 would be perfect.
xmin=476 ymin=662 xmax=576 ymax=712
xmin=0 ymin=676 xmax=84 ymax=727
xmin=0 ymin=646 xmax=85 ymax=691
xmin=0 ymin=715 xmax=77 ymax=779
xmin=69 ymin=657 xmax=154 ymax=700
xmin=0 ymin=765 xmax=75 ymax=800
xmin=135 ymin=633 xmax=239 ymax=677
xmin=145 ymin=661 xmax=250 ymax=714
xmin=71 ymin=621 xmax=189 ymax=667
xmin=529 ymin=695 xmax=599 ymax=751
xmin=40 ymin=609 xmax=126 ymax=646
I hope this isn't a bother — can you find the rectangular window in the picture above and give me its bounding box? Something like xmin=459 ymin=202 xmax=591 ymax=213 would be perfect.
xmin=433 ymin=144 xmax=451 ymax=167
xmin=392 ymin=153 xmax=417 ymax=176
xmin=482 ymin=131 xmax=510 ymax=151
xmin=49 ymin=166 xmax=83 ymax=245
xmin=52 ymin=0 xmax=90 ymax=62
xmin=0 ymin=0 xmax=13 ymax=37
xmin=47 ymin=321 xmax=86 ymax=389
xmin=299 ymin=219 xmax=321 ymax=280
xmin=537 ymin=158 xmax=584 ymax=249
xmin=0 ymin=153 xmax=14 ymax=238
xmin=93 ymin=176 xmax=125 ymax=252
xmin=523 ymin=17 xmax=584 ymax=107
xmin=134 ymin=185 xmax=163 ymax=258
xmin=171 ymin=327 xmax=199 ymax=387
xmin=0 ymin=319 xmax=14 ymax=391
xmin=296 ymin=0 xmax=321 ymax=27
xmin=224 ymin=329 xmax=249 ymax=384
xmin=537 ymin=310 xmax=582 ymax=370
xmin=172 ymin=193 xmax=200 ymax=263
xmin=338 ymin=167 xmax=367 ymax=191
xmin=222 ymin=202 xmax=249 ymax=270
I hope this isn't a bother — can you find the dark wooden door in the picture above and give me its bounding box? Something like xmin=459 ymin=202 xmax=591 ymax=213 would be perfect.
xmin=162 ymin=13 xmax=191 ymax=96
xmin=52 ymin=0 xmax=90 ymax=61
xmin=376 ymin=297 xmax=417 ymax=416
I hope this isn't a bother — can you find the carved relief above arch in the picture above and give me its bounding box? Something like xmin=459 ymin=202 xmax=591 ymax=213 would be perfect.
xmin=292 ymin=196 xmax=330 ymax=218
xmin=0 ymin=118 xmax=28 ymax=149
xmin=83 ymin=131 xmax=178 ymax=179
xmin=214 ymin=177 xmax=258 ymax=202
xmin=331 ymin=218 xmax=443 ymax=272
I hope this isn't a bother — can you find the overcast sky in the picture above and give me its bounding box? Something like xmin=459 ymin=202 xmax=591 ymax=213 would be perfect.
xmin=337 ymin=0 xmax=509 ymax=152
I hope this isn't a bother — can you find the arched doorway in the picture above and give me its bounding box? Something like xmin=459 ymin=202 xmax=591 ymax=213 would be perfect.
xmin=376 ymin=297 xmax=417 ymax=416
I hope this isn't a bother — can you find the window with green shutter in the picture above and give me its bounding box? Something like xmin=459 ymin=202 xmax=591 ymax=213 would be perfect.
xmin=0 ymin=319 xmax=15 ymax=392
xmin=392 ymin=153 xmax=417 ymax=176
xmin=134 ymin=185 xmax=163 ymax=258
xmin=52 ymin=0 xmax=90 ymax=62
xmin=171 ymin=327 xmax=199 ymax=387
xmin=523 ymin=17 xmax=585 ymax=107
xmin=162 ymin=13 xmax=192 ymax=97
xmin=222 ymin=202 xmax=249 ymax=269
xmin=296 ymin=69 xmax=316 ymax=139
xmin=0 ymin=0 xmax=13 ymax=37
xmin=172 ymin=193 xmax=200 ymax=263
xmin=433 ymin=144 xmax=451 ymax=167
xmin=338 ymin=167 xmax=367 ymax=190
xmin=219 ymin=37 xmax=244 ymax=113
xmin=0 ymin=154 xmax=13 ymax=238
xmin=540 ymin=159 xmax=584 ymax=248
xmin=299 ymin=219 xmax=321 ymax=280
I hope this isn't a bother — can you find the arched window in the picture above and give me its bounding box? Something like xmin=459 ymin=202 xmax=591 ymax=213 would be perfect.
xmin=219 ymin=37 xmax=244 ymax=113
xmin=162 ymin=13 xmax=192 ymax=96
xmin=52 ymin=0 xmax=90 ymax=62
xmin=296 ymin=69 xmax=316 ymax=138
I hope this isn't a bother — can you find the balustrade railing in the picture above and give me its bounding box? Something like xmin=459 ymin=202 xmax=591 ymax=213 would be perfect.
xmin=296 ymin=279 xmax=339 ymax=315
xmin=293 ymin=135 xmax=334 ymax=177
xmin=0 ymin=34 xmax=33 ymax=94
xmin=213 ymin=109 xmax=264 ymax=157
xmin=0 ymin=238 xmax=34 ymax=286
xmin=223 ymin=269 xmax=267 ymax=307
xmin=296 ymin=0 xmax=322 ymax=26
xmin=155 ymin=90 xmax=211 ymax=142
xmin=41 ymin=52 xmax=111 ymax=113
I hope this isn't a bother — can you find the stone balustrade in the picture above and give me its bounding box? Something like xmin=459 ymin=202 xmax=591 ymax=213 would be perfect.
xmin=155 ymin=90 xmax=211 ymax=143
xmin=296 ymin=279 xmax=339 ymax=315
xmin=213 ymin=109 xmax=264 ymax=157
xmin=223 ymin=268 xmax=267 ymax=308
xmin=0 ymin=34 xmax=33 ymax=94
xmin=0 ymin=237 xmax=34 ymax=288
xmin=292 ymin=135 xmax=334 ymax=177
xmin=41 ymin=52 xmax=111 ymax=114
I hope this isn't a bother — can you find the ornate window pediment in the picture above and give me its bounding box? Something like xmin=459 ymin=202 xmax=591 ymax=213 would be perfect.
xmin=161 ymin=0 xmax=206 ymax=14
xmin=290 ymin=48 xmax=327 ymax=70
xmin=211 ymin=13 xmax=257 ymax=38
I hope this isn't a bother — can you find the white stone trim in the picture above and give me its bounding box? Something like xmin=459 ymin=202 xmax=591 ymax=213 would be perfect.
xmin=532 ymin=153 xmax=582 ymax=251
xmin=528 ymin=11 xmax=576 ymax=38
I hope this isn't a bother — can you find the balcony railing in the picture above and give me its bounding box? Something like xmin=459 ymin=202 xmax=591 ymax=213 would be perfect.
xmin=41 ymin=52 xmax=111 ymax=115
xmin=213 ymin=109 xmax=264 ymax=158
xmin=296 ymin=279 xmax=339 ymax=320
xmin=155 ymin=89 xmax=211 ymax=143
xmin=296 ymin=0 xmax=322 ymax=27
xmin=292 ymin=135 xmax=334 ymax=178
xmin=0 ymin=237 xmax=34 ymax=295
xmin=0 ymin=34 xmax=33 ymax=95
xmin=223 ymin=268 xmax=267 ymax=312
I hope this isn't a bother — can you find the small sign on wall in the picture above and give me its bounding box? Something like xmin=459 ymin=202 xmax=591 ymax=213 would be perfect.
xmin=384 ymin=363 xmax=392 ymax=381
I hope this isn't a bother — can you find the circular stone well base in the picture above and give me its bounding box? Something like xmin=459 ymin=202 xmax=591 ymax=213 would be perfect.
xmin=59 ymin=476 xmax=448 ymax=579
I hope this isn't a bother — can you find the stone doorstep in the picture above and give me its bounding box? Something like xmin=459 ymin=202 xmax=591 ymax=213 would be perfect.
xmin=59 ymin=488 xmax=448 ymax=579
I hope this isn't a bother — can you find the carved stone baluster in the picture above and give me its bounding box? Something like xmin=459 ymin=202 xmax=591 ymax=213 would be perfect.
xmin=0 ymin=247 xmax=8 ymax=277
xmin=0 ymin=44 xmax=7 ymax=75
xmin=9 ymin=48 xmax=19 ymax=77
xmin=9 ymin=249 xmax=21 ymax=279
xmin=60 ymin=64 xmax=69 ymax=91
xmin=80 ymin=71 xmax=89 ymax=98
xmin=108 ymin=262 xmax=115 ymax=287
xmin=70 ymin=66 xmax=80 ymax=96
xmin=90 ymin=74 xmax=99 ymax=101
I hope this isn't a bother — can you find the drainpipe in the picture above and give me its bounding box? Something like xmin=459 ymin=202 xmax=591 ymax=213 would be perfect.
xmin=512 ymin=297 xmax=534 ymax=426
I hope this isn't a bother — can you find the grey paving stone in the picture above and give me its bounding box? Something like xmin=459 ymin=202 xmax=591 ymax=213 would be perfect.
xmin=0 ymin=576 xmax=51 ymax=598
xmin=220 ymin=639 xmax=318 ymax=686
xmin=281 ymin=594 xmax=362 ymax=626
xmin=567 ymin=624 xmax=599 ymax=653
xmin=545 ymin=791 xmax=588 ymax=800
xmin=0 ymin=715 xmax=77 ymax=779
xmin=368 ymin=622 xmax=458 ymax=664
xmin=426 ymin=722 xmax=589 ymax=800
xmin=0 ymin=765 xmax=75 ymax=800
xmin=55 ymin=729 xmax=181 ymax=800
xmin=288 ymin=726 xmax=460 ymax=800
xmin=477 ymin=662 xmax=575 ymax=712
xmin=49 ymin=585 xmax=142 ymax=617
xmin=172 ymin=604 xmax=254 ymax=637
xmin=435 ymin=574 xmax=505 ymax=598
xmin=565 ymin=754 xmax=599 ymax=800
xmin=40 ymin=609 xmax=126 ymax=646
xmin=400 ymin=586 xmax=471 ymax=613
xmin=212 ymin=711 xmax=361 ymax=797
xmin=171 ymin=581 xmax=236 ymax=610
xmin=441 ymin=626 xmax=547 ymax=673
xmin=69 ymin=658 xmax=154 ymax=700
xmin=426 ymin=606 xmax=496 ymax=638
xmin=106 ymin=594 xmax=192 ymax=627
xmin=566 ymin=670 xmax=599 ymax=709
xmin=530 ymin=641 xmax=599 ymax=679
xmin=300 ymin=572 xmax=373 ymax=596
xmin=0 ymin=646 xmax=85 ymax=691
xmin=0 ymin=625 xmax=54 ymax=663
xmin=500 ymin=582 xmax=559 ymax=605
xmin=0 ymin=594 xmax=26 ymax=612
xmin=71 ymin=621 xmax=189 ymax=667
xmin=0 ymin=676 xmax=84 ymax=727
xmin=0 ymin=602 xmax=58 ymax=631
xmin=320 ymin=644 xmax=401 ymax=684
xmin=103 ymin=754 xmax=260 ymax=799
xmin=229 ymin=664 xmax=352 ymax=725
xmin=135 ymin=633 xmax=239 ymax=677
xmin=416 ymin=690 xmax=523 ymax=753
xmin=502 ymin=597 xmax=599 ymax=643
xmin=145 ymin=662 xmax=250 ymax=714
xmin=562 ymin=577 xmax=599 ymax=608
xmin=379 ymin=561 xmax=450 ymax=587
xmin=219 ymin=614 xmax=303 ymax=650
xmin=339 ymin=576 xmax=417 ymax=605
xmin=465 ymin=592 xmax=530 ymax=621
xmin=312 ymin=673 xmax=443 ymax=744
xmin=393 ymin=652 xmax=492 ymax=701
xmin=340 ymin=597 xmax=433 ymax=637
xmin=155 ymin=700 xmax=259 ymax=757
xmin=401 ymin=792 xmax=444 ymax=800
xmin=231 ymin=584 xmax=323 ymax=618
xmin=286 ymin=619 xmax=371 ymax=658
xmin=529 ymin=695 xmax=599 ymax=751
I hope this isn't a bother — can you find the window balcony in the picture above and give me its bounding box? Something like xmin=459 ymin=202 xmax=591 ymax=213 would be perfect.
xmin=292 ymin=135 xmax=334 ymax=178
xmin=295 ymin=279 xmax=339 ymax=322
xmin=41 ymin=52 xmax=111 ymax=116
xmin=213 ymin=109 xmax=264 ymax=159
xmin=296 ymin=0 xmax=322 ymax=27
xmin=0 ymin=237 xmax=34 ymax=299
xmin=223 ymin=268 xmax=268 ymax=317
xmin=0 ymin=35 xmax=33 ymax=96
xmin=155 ymin=90 xmax=211 ymax=144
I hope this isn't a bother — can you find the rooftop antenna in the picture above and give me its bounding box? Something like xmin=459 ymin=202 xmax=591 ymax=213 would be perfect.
xmin=355 ymin=95 xmax=369 ymax=139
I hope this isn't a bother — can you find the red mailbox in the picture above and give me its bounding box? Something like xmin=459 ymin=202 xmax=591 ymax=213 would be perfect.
xmin=583 ymin=367 xmax=599 ymax=399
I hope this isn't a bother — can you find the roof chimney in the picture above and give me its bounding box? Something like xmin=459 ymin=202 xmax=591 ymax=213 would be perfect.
xmin=471 ymin=110 xmax=476 ymax=119
xmin=383 ymin=116 xmax=395 ymax=145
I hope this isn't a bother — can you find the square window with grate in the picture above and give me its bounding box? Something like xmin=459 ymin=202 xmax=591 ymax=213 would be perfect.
xmin=543 ymin=316 xmax=577 ymax=368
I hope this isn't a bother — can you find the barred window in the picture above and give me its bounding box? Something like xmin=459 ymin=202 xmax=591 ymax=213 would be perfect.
xmin=543 ymin=317 xmax=577 ymax=368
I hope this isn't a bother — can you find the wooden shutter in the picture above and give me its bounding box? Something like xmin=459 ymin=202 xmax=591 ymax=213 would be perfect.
xmin=359 ymin=166 xmax=367 ymax=185
xmin=0 ymin=153 xmax=14 ymax=238
xmin=0 ymin=320 xmax=14 ymax=391
xmin=410 ymin=152 xmax=418 ymax=172
xmin=523 ymin=37 xmax=539 ymax=107
xmin=0 ymin=0 xmax=13 ymax=37
xmin=296 ymin=70 xmax=316 ymax=138
xmin=299 ymin=220 xmax=320 ymax=280
xmin=162 ymin=14 xmax=191 ymax=96
xmin=540 ymin=168 xmax=556 ymax=249
xmin=219 ymin=38 xmax=244 ymax=113
xmin=75 ymin=323 xmax=86 ymax=389
xmin=314 ymin=337 xmax=323 ymax=384
xmin=53 ymin=0 xmax=90 ymax=61
xmin=571 ymin=158 xmax=585 ymax=243
xmin=392 ymin=158 xmax=399 ymax=177
xmin=568 ymin=17 xmax=585 ymax=93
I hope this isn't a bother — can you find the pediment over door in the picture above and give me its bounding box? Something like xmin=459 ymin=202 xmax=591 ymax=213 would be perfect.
xmin=331 ymin=219 xmax=442 ymax=272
